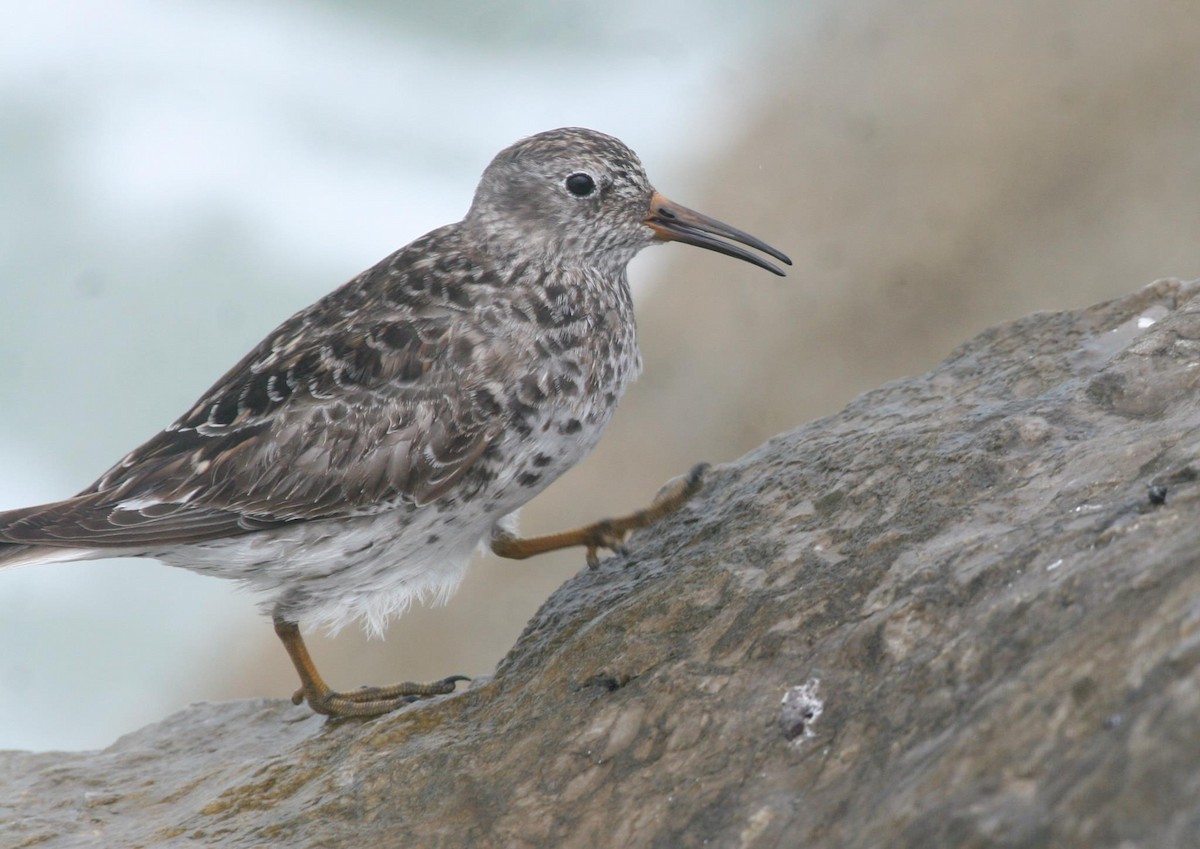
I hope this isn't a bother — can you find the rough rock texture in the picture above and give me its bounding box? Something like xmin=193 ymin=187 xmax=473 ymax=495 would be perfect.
xmin=5 ymin=281 xmax=1200 ymax=848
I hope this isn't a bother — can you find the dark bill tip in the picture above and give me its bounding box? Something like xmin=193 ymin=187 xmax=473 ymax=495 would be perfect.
xmin=644 ymin=192 xmax=792 ymax=277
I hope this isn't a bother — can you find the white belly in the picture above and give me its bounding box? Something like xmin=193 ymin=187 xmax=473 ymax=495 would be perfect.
xmin=156 ymin=503 xmax=492 ymax=636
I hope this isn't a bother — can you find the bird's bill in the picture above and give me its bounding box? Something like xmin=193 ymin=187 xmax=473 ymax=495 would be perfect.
xmin=644 ymin=191 xmax=792 ymax=276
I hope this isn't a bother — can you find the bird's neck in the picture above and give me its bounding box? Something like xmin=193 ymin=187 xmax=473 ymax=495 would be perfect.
xmin=459 ymin=217 xmax=639 ymax=283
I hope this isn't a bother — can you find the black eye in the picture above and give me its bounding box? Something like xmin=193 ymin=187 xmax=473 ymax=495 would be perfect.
xmin=565 ymin=173 xmax=596 ymax=197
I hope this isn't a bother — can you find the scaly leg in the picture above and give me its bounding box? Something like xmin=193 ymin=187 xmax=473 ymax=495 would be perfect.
xmin=490 ymin=463 xmax=709 ymax=568
xmin=273 ymin=617 xmax=467 ymax=717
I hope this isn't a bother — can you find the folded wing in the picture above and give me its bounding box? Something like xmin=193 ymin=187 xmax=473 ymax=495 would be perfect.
xmin=0 ymin=248 xmax=509 ymax=551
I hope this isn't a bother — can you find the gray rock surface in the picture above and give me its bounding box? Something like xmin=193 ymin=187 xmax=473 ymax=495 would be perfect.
xmin=4 ymin=280 xmax=1200 ymax=848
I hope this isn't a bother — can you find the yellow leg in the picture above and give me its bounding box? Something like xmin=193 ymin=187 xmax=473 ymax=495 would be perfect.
xmin=273 ymin=618 xmax=467 ymax=717
xmin=490 ymin=463 xmax=709 ymax=568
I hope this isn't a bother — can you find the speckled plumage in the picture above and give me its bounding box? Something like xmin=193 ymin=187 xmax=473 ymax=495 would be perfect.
xmin=0 ymin=128 xmax=789 ymax=644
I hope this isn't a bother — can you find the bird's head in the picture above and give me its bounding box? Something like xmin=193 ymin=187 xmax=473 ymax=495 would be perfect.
xmin=466 ymin=127 xmax=790 ymax=277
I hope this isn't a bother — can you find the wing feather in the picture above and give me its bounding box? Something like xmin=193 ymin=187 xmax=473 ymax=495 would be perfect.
xmin=0 ymin=228 xmax=515 ymax=550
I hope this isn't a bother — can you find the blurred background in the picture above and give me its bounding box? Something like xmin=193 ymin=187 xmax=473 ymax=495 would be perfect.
xmin=1 ymin=0 xmax=1198 ymax=751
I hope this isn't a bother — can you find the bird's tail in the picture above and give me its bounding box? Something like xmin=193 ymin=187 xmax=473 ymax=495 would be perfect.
xmin=0 ymin=540 xmax=97 ymax=569
xmin=0 ymin=502 xmax=102 ymax=569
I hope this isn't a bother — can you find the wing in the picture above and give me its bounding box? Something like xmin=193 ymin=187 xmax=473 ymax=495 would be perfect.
xmin=0 ymin=229 xmax=514 ymax=550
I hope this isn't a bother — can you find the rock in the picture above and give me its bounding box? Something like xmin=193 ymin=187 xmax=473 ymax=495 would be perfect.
xmin=4 ymin=280 xmax=1200 ymax=848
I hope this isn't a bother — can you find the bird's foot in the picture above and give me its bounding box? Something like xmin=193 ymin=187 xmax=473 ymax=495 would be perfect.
xmin=292 ymin=674 xmax=470 ymax=718
xmin=490 ymin=462 xmax=710 ymax=568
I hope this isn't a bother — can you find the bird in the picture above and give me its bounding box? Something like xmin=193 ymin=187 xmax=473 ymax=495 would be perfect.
xmin=0 ymin=128 xmax=790 ymax=717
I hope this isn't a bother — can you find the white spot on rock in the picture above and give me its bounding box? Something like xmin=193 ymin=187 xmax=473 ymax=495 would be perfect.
xmin=780 ymin=679 xmax=823 ymax=743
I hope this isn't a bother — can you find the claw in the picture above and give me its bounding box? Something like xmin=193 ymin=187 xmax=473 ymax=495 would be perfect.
xmin=653 ymin=462 xmax=710 ymax=506
xmin=299 ymin=677 xmax=463 ymax=715
xmin=581 ymin=522 xmax=633 ymax=569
